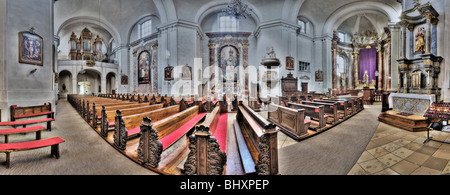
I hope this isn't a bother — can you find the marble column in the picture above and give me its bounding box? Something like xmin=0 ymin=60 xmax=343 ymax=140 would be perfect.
xmin=208 ymin=42 xmax=216 ymax=96
xmin=242 ymin=41 xmax=249 ymax=98
xmin=377 ymin=46 xmax=383 ymax=91
xmin=425 ymin=15 xmax=432 ymax=54
xmin=151 ymin=43 xmax=158 ymax=95
xmin=387 ymin=39 xmax=392 ymax=91
xmin=352 ymin=48 xmax=360 ymax=89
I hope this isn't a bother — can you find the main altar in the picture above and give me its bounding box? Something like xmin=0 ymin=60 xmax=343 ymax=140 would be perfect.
xmin=379 ymin=1 xmax=441 ymax=132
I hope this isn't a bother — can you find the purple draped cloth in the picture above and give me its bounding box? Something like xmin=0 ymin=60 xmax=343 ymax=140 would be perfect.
xmin=359 ymin=48 xmax=377 ymax=82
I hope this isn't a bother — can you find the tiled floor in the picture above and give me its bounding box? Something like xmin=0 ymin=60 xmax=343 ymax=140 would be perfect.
xmin=348 ymin=122 xmax=450 ymax=175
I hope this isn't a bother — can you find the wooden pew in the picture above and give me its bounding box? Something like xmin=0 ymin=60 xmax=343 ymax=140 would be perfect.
xmin=183 ymin=101 xmax=228 ymax=175
xmin=300 ymin=100 xmax=339 ymax=123
xmin=313 ymin=99 xmax=349 ymax=119
xmin=99 ymin=103 xmax=167 ymax=136
xmin=268 ymin=103 xmax=310 ymax=140
xmin=10 ymin=103 xmax=54 ymax=121
xmin=135 ymin=103 xmax=207 ymax=168
xmin=287 ymin=102 xmax=328 ymax=129
xmin=113 ymin=104 xmax=184 ymax=149
xmin=233 ymin=102 xmax=279 ymax=175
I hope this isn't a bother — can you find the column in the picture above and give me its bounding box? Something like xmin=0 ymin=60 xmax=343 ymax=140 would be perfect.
xmin=242 ymin=41 xmax=249 ymax=98
xmin=208 ymin=42 xmax=216 ymax=96
xmin=388 ymin=23 xmax=401 ymax=93
xmin=377 ymin=46 xmax=383 ymax=91
xmin=400 ymin=22 xmax=407 ymax=58
xmin=425 ymin=15 xmax=432 ymax=54
xmin=387 ymin=39 xmax=392 ymax=91
xmin=151 ymin=43 xmax=158 ymax=94
xmin=353 ymin=48 xmax=359 ymax=89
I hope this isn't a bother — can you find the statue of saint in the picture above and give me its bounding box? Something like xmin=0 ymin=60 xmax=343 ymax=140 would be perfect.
xmin=363 ymin=70 xmax=369 ymax=87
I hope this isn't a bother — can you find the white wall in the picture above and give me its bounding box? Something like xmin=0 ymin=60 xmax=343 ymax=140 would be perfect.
xmin=0 ymin=0 xmax=55 ymax=121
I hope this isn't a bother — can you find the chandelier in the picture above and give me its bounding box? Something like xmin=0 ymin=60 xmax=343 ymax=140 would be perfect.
xmin=222 ymin=0 xmax=252 ymax=19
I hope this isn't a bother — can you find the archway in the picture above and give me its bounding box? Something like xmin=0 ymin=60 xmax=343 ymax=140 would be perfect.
xmin=106 ymin=72 xmax=116 ymax=94
xmin=58 ymin=70 xmax=73 ymax=99
xmin=77 ymin=69 xmax=101 ymax=95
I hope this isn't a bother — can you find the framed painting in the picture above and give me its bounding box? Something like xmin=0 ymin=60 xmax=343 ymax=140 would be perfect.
xmin=164 ymin=65 xmax=174 ymax=81
xmin=138 ymin=50 xmax=151 ymax=84
xmin=19 ymin=31 xmax=43 ymax=66
xmin=182 ymin=64 xmax=192 ymax=80
xmin=121 ymin=75 xmax=128 ymax=85
xmin=218 ymin=45 xmax=239 ymax=82
xmin=286 ymin=56 xmax=294 ymax=70
xmin=315 ymin=70 xmax=324 ymax=82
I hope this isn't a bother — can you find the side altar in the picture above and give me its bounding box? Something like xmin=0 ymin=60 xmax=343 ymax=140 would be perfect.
xmin=379 ymin=1 xmax=442 ymax=132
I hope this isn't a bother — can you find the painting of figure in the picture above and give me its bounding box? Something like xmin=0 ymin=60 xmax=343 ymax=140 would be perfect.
xmin=286 ymin=56 xmax=294 ymax=70
xmin=182 ymin=64 xmax=192 ymax=80
xmin=415 ymin=27 xmax=425 ymax=54
xmin=219 ymin=45 xmax=239 ymax=82
xmin=19 ymin=31 xmax=43 ymax=66
xmin=138 ymin=51 xmax=151 ymax=84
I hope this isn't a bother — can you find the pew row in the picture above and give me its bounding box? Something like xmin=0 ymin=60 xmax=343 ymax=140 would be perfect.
xmin=183 ymin=101 xmax=228 ymax=175
xmin=234 ymin=102 xmax=279 ymax=175
xmin=268 ymin=103 xmax=311 ymax=140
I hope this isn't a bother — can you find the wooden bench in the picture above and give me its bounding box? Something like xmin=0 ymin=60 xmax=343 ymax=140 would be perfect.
xmin=136 ymin=104 xmax=207 ymax=168
xmin=287 ymin=102 xmax=328 ymax=129
xmin=313 ymin=99 xmax=349 ymax=119
xmin=113 ymin=104 xmax=184 ymax=149
xmin=10 ymin=103 xmax=54 ymax=121
xmin=0 ymin=118 xmax=54 ymax=130
xmin=183 ymin=101 xmax=228 ymax=175
xmin=0 ymin=137 xmax=64 ymax=168
xmin=233 ymin=102 xmax=279 ymax=175
xmin=0 ymin=125 xmax=46 ymax=143
xmin=99 ymin=103 xmax=166 ymax=134
xmin=268 ymin=103 xmax=310 ymax=140
xmin=300 ymin=100 xmax=340 ymax=123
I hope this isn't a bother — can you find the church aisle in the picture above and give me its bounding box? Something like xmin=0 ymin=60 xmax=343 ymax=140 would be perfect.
xmin=277 ymin=103 xmax=381 ymax=175
xmin=1 ymin=100 xmax=157 ymax=175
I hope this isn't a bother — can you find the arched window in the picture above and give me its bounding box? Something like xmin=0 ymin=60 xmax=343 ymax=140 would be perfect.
xmin=337 ymin=55 xmax=346 ymax=74
xmin=139 ymin=19 xmax=152 ymax=38
xmin=218 ymin=15 xmax=239 ymax=32
xmin=338 ymin=31 xmax=346 ymax=43
xmin=298 ymin=19 xmax=307 ymax=34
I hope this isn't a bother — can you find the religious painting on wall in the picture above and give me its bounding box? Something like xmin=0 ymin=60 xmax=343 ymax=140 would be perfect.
xmin=19 ymin=31 xmax=43 ymax=66
xmin=415 ymin=26 xmax=426 ymax=54
xmin=219 ymin=45 xmax=240 ymax=82
xmin=315 ymin=70 xmax=323 ymax=82
xmin=164 ymin=65 xmax=174 ymax=81
xmin=138 ymin=50 xmax=151 ymax=84
xmin=121 ymin=75 xmax=128 ymax=85
xmin=286 ymin=56 xmax=294 ymax=70
xmin=182 ymin=64 xmax=192 ymax=80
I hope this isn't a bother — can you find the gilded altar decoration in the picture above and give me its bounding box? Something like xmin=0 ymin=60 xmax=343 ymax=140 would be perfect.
xmin=415 ymin=27 xmax=425 ymax=53
xmin=19 ymin=28 xmax=43 ymax=66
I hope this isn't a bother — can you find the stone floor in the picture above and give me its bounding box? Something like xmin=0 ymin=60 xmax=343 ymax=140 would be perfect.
xmin=348 ymin=122 xmax=450 ymax=175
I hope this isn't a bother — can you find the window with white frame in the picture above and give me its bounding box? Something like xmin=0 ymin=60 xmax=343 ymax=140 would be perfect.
xmin=298 ymin=20 xmax=307 ymax=34
xmin=139 ymin=19 xmax=152 ymax=38
xmin=219 ymin=15 xmax=238 ymax=32
xmin=338 ymin=31 xmax=346 ymax=43
xmin=337 ymin=55 xmax=346 ymax=74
